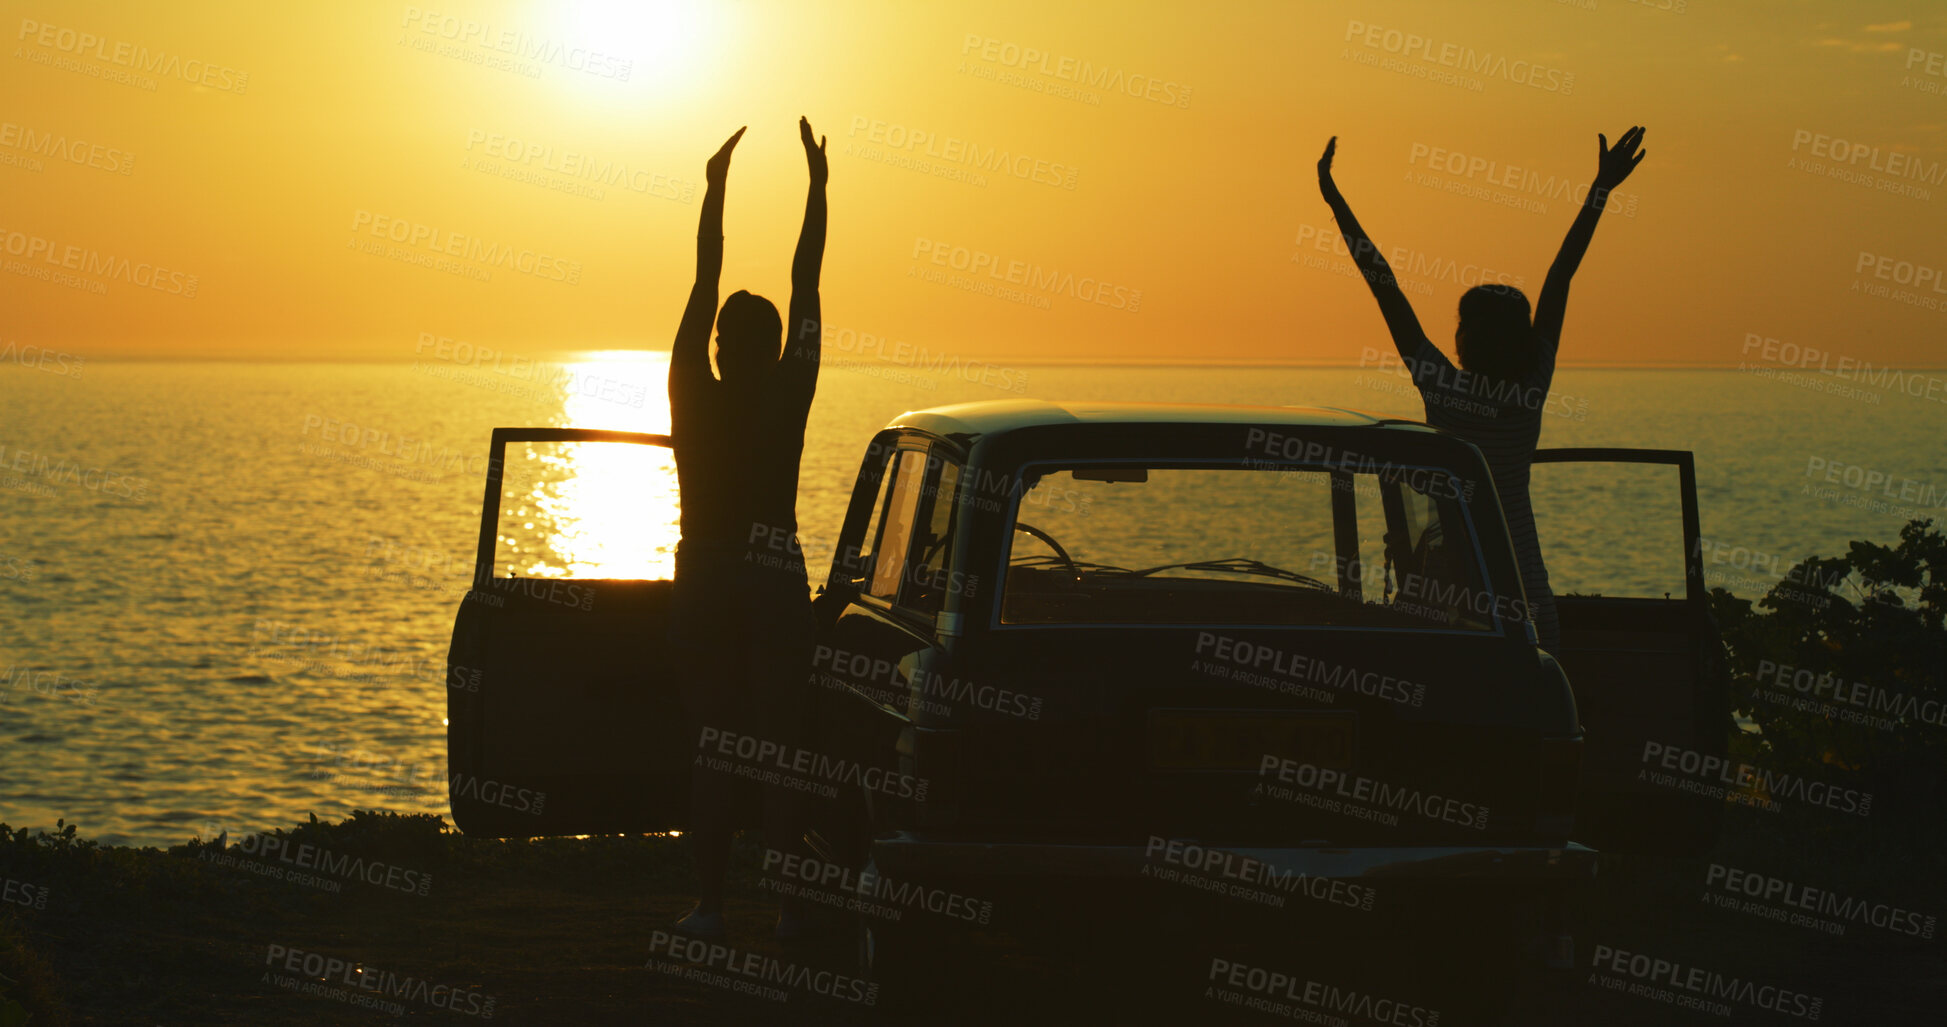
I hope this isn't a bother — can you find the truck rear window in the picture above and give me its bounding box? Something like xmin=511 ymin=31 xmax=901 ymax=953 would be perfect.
xmin=998 ymin=463 xmax=1514 ymax=632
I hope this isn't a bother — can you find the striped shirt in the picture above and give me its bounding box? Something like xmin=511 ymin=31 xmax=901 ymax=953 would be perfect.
xmin=1407 ymin=336 xmax=1560 ymax=653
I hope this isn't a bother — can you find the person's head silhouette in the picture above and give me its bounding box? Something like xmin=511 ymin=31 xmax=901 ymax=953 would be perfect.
xmin=714 ymin=289 xmax=783 ymax=385
xmin=1455 ymin=284 xmax=1537 ymax=383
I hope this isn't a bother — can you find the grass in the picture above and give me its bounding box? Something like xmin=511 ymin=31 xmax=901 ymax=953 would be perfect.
xmin=0 ymin=811 xmax=742 ymax=1025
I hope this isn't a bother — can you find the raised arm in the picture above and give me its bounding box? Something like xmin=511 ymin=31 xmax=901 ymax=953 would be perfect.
xmin=1317 ymin=136 xmax=1428 ymax=361
xmin=781 ymin=116 xmax=828 ymax=403
xmin=1533 ymin=126 xmax=1645 ymax=358
xmin=671 ymin=127 xmax=745 ymax=398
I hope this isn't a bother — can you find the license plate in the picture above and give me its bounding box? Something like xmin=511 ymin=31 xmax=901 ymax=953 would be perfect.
xmin=1148 ymin=710 xmax=1355 ymax=771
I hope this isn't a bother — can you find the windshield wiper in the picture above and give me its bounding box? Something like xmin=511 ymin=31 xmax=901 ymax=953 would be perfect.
xmin=1008 ymin=555 xmax=1133 ymax=574
xmin=1117 ymin=557 xmax=1336 ymax=591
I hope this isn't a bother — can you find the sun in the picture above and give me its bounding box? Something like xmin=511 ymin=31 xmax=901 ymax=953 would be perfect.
xmin=544 ymin=0 xmax=726 ymax=89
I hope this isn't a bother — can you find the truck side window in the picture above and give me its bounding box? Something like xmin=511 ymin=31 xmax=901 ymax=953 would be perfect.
xmin=902 ymin=459 xmax=963 ymax=615
xmin=864 ymin=450 xmax=928 ymax=599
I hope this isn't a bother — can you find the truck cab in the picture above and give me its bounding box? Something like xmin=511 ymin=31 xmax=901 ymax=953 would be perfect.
xmin=444 ymin=400 xmax=1726 ymax=998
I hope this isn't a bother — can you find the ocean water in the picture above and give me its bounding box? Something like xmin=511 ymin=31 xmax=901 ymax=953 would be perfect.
xmin=2 ymin=357 xmax=1940 ymax=846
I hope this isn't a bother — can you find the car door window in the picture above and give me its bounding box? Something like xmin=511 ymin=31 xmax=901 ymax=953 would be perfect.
xmin=1386 ymin=479 xmax=1488 ymax=625
xmin=1352 ymin=475 xmax=1391 ymax=602
xmin=865 ymin=450 xmax=929 ymax=599
xmin=844 ymin=443 xmax=897 ymax=590
xmin=1530 ymin=459 xmax=1689 ymax=598
xmin=901 ymin=459 xmax=963 ymax=615
xmin=998 ymin=462 xmax=1497 ymax=630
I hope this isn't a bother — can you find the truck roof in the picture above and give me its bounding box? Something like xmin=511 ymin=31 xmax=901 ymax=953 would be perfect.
xmin=885 ymin=399 xmax=1436 ymax=440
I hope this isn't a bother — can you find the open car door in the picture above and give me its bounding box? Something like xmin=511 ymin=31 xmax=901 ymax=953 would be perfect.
xmin=1530 ymin=447 xmax=1727 ymax=856
xmin=447 ymin=427 xmax=688 ymax=838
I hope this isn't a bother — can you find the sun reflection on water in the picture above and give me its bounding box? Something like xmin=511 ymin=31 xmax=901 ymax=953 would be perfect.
xmin=498 ymin=352 xmax=681 ymax=581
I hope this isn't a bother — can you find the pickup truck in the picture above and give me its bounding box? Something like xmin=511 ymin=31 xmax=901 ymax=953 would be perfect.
xmin=444 ymin=400 xmax=1726 ymax=1014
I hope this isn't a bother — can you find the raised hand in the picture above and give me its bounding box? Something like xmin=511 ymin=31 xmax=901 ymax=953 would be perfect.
xmin=788 ymin=118 xmax=829 ymax=393
xmin=1595 ymin=126 xmax=1647 ymax=189
xmin=1309 ymin=135 xmax=1427 ymax=372
xmin=800 ymin=116 xmax=828 ymax=186
xmin=1316 ymin=137 xmax=1347 ymax=207
xmin=705 ymin=126 xmax=746 ymax=184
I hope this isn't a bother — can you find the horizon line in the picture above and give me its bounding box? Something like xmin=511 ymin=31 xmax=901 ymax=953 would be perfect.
xmin=25 ymin=355 xmax=1947 ymax=372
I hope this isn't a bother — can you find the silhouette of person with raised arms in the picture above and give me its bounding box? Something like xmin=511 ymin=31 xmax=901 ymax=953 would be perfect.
xmin=1316 ymin=127 xmax=1647 ymax=654
xmin=668 ymin=117 xmax=827 ymax=940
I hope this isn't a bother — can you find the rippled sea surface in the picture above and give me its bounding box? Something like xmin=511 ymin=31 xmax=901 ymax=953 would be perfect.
xmin=2 ymin=358 xmax=1939 ymax=846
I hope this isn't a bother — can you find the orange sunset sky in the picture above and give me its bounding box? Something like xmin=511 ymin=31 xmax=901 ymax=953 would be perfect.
xmin=3 ymin=0 xmax=1945 ymax=366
